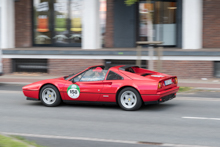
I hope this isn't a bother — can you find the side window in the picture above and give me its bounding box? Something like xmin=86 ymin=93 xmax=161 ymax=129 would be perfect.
xmin=125 ymin=67 xmax=135 ymax=73
xmin=80 ymin=69 xmax=95 ymax=81
xmin=72 ymin=67 xmax=107 ymax=82
xmin=80 ymin=68 xmax=106 ymax=82
xmin=106 ymin=71 xmax=123 ymax=80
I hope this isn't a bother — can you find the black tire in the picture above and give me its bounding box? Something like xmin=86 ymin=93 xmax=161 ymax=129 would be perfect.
xmin=40 ymin=85 xmax=61 ymax=107
xmin=117 ymin=87 xmax=142 ymax=111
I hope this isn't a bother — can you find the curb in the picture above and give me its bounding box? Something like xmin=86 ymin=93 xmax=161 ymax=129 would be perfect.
xmin=0 ymin=133 xmax=36 ymax=147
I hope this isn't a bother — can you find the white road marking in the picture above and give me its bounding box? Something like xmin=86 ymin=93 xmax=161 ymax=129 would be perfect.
xmin=0 ymin=132 xmax=212 ymax=147
xmin=182 ymin=117 xmax=220 ymax=121
xmin=162 ymin=144 xmax=211 ymax=147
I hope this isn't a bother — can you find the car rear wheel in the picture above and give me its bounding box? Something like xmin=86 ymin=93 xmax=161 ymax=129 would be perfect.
xmin=40 ymin=85 xmax=61 ymax=107
xmin=118 ymin=87 xmax=142 ymax=111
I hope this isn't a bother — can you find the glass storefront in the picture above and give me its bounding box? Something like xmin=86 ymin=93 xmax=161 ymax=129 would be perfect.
xmin=34 ymin=0 xmax=52 ymax=45
xmin=139 ymin=0 xmax=177 ymax=46
xmin=100 ymin=0 xmax=106 ymax=45
xmin=33 ymin=0 xmax=106 ymax=47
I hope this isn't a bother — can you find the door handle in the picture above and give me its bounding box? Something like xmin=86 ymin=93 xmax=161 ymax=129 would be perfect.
xmin=103 ymin=82 xmax=112 ymax=85
xmin=79 ymin=82 xmax=103 ymax=85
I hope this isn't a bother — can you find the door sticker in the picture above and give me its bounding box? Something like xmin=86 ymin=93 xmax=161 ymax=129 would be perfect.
xmin=67 ymin=84 xmax=80 ymax=99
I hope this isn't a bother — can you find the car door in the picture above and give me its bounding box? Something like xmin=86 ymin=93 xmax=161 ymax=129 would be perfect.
xmin=99 ymin=71 xmax=124 ymax=102
xmin=63 ymin=68 xmax=105 ymax=101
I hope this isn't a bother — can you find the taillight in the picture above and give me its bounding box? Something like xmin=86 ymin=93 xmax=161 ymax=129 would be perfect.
xmin=158 ymin=82 xmax=163 ymax=89
xmin=174 ymin=77 xmax=178 ymax=84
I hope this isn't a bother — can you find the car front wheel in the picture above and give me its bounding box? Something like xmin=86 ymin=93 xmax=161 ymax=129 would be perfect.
xmin=40 ymin=85 xmax=61 ymax=107
xmin=118 ymin=88 xmax=142 ymax=111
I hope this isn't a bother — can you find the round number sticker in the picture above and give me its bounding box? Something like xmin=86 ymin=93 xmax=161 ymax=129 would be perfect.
xmin=67 ymin=84 xmax=80 ymax=99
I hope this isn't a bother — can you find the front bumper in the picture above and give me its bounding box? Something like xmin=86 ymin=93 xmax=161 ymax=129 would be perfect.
xmin=23 ymin=90 xmax=39 ymax=100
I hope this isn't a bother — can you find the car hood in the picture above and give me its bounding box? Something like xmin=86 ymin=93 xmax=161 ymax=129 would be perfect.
xmin=22 ymin=77 xmax=66 ymax=91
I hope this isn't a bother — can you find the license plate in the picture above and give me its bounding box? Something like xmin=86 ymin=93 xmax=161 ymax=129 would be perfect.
xmin=164 ymin=79 xmax=172 ymax=86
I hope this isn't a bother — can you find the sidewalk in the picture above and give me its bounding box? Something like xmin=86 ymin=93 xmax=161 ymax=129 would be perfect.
xmin=0 ymin=74 xmax=58 ymax=85
xmin=178 ymin=79 xmax=220 ymax=89
xmin=0 ymin=74 xmax=220 ymax=89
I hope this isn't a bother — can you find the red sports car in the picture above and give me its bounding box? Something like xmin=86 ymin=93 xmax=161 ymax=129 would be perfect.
xmin=22 ymin=65 xmax=179 ymax=111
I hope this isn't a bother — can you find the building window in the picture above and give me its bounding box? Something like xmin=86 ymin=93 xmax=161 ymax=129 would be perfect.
xmin=33 ymin=0 xmax=106 ymax=47
xmin=33 ymin=0 xmax=83 ymax=46
xmin=33 ymin=0 xmax=52 ymax=45
xmin=214 ymin=62 xmax=220 ymax=78
xmin=139 ymin=0 xmax=177 ymax=46
xmin=100 ymin=0 xmax=106 ymax=46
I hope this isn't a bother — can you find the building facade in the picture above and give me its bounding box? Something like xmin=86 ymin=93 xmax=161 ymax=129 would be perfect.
xmin=1 ymin=0 xmax=220 ymax=78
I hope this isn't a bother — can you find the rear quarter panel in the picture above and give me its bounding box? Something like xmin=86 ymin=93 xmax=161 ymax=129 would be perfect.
xmin=100 ymin=79 xmax=158 ymax=102
xmin=100 ymin=68 xmax=159 ymax=102
xmin=118 ymin=70 xmax=159 ymax=94
xmin=107 ymin=66 xmax=178 ymax=103
xmin=133 ymin=80 xmax=158 ymax=95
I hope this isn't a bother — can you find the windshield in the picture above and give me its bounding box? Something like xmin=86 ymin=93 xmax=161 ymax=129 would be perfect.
xmin=64 ymin=73 xmax=76 ymax=80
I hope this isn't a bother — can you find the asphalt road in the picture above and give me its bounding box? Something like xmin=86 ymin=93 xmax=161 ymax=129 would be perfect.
xmin=0 ymin=84 xmax=220 ymax=147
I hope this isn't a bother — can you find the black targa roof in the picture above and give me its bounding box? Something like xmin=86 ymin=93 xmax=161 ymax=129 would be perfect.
xmin=119 ymin=65 xmax=139 ymax=71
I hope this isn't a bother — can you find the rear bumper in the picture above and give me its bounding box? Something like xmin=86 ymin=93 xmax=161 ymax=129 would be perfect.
xmin=142 ymin=86 xmax=179 ymax=103
xmin=159 ymin=93 xmax=176 ymax=102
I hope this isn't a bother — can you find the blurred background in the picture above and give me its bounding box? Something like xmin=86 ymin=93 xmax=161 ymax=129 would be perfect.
xmin=0 ymin=0 xmax=219 ymax=80
xmin=1 ymin=1 xmax=220 ymax=147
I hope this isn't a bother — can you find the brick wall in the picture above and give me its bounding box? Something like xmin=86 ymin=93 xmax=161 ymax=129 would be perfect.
xmin=203 ymin=0 xmax=220 ymax=48
xmin=15 ymin=0 xmax=32 ymax=48
xmin=2 ymin=58 xmax=214 ymax=79
xmin=48 ymin=59 xmax=104 ymax=75
xmin=104 ymin=0 xmax=114 ymax=48
xmin=2 ymin=59 xmax=12 ymax=74
xmin=154 ymin=60 xmax=213 ymax=79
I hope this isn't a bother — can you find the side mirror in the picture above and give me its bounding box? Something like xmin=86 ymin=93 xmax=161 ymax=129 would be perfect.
xmin=72 ymin=79 xmax=76 ymax=83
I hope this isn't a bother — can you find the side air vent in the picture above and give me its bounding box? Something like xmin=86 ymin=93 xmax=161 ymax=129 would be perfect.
xmin=141 ymin=73 xmax=152 ymax=76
